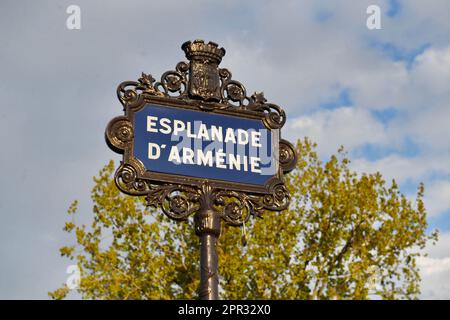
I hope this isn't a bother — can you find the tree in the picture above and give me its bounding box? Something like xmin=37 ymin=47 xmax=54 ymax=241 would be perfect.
xmin=50 ymin=138 xmax=438 ymax=300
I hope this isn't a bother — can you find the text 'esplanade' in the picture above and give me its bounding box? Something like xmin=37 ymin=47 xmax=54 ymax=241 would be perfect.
xmin=146 ymin=115 xmax=265 ymax=173
xmin=146 ymin=116 xmax=263 ymax=147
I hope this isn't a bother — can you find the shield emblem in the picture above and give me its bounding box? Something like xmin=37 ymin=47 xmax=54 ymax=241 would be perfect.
xmin=189 ymin=61 xmax=221 ymax=101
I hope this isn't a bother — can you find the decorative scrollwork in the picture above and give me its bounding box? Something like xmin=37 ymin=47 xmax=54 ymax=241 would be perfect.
xmin=247 ymin=92 xmax=286 ymax=129
xmin=117 ymin=73 xmax=164 ymax=107
xmin=105 ymin=116 xmax=133 ymax=152
xmin=115 ymin=163 xmax=150 ymax=196
xmin=154 ymin=61 xmax=189 ymax=98
xmin=279 ymin=139 xmax=297 ymax=173
xmin=142 ymin=180 xmax=289 ymax=227
xmin=213 ymin=182 xmax=290 ymax=225
xmin=214 ymin=190 xmax=254 ymax=226
xmin=116 ymin=63 xmax=189 ymax=108
xmin=146 ymin=184 xmax=199 ymax=221
xmin=115 ymin=42 xmax=286 ymax=130
xmin=262 ymin=181 xmax=290 ymax=212
xmin=218 ymin=68 xmax=249 ymax=108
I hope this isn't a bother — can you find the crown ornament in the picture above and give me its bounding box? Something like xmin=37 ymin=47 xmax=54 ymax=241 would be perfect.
xmin=182 ymin=39 xmax=226 ymax=65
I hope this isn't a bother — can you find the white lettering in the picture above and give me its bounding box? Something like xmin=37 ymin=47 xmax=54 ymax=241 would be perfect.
xmin=215 ymin=149 xmax=227 ymax=169
xmin=229 ymin=154 xmax=241 ymax=171
xmin=197 ymin=150 xmax=213 ymax=167
xmin=250 ymin=157 xmax=261 ymax=173
xmin=224 ymin=128 xmax=237 ymax=144
xmin=251 ymin=131 xmax=262 ymax=147
xmin=173 ymin=119 xmax=185 ymax=135
xmin=159 ymin=118 xmax=172 ymax=134
xmin=197 ymin=123 xmax=210 ymax=140
xmin=148 ymin=143 xmax=161 ymax=160
xmin=182 ymin=147 xmax=194 ymax=164
xmin=147 ymin=116 xmax=158 ymax=133
xmin=186 ymin=122 xmax=197 ymax=139
xmin=168 ymin=146 xmax=181 ymax=164
xmin=237 ymin=129 xmax=249 ymax=145
xmin=211 ymin=125 xmax=223 ymax=142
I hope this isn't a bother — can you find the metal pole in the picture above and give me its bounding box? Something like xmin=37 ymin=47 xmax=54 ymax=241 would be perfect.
xmin=194 ymin=194 xmax=221 ymax=300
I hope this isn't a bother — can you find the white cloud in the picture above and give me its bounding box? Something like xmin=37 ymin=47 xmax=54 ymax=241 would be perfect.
xmin=424 ymin=232 xmax=450 ymax=259
xmin=419 ymin=257 xmax=450 ymax=299
xmin=288 ymin=107 xmax=386 ymax=155
xmin=379 ymin=45 xmax=450 ymax=151
xmin=350 ymin=154 xmax=450 ymax=185
xmin=419 ymin=257 xmax=450 ymax=276
xmin=420 ymin=232 xmax=450 ymax=299
xmin=424 ymin=181 xmax=450 ymax=217
xmin=412 ymin=45 xmax=450 ymax=94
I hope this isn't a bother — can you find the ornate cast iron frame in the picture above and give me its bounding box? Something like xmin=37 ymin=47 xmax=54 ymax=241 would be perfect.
xmin=105 ymin=40 xmax=297 ymax=300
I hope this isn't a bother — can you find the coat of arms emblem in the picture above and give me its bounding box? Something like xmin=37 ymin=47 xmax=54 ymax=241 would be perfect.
xmin=182 ymin=40 xmax=225 ymax=101
xmin=190 ymin=61 xmax=221 ymax=101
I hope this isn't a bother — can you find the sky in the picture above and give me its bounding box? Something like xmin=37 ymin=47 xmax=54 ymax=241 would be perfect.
xmin=1 ymin=0 xmax=450 ymax=299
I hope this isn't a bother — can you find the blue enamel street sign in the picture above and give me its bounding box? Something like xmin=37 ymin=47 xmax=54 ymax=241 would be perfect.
xmin=133 ymin=104 xmax=278 ymax=186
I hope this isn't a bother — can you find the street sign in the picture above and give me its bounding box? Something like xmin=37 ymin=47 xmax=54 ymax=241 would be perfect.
xmin=134 ymin=103 xmax=278 ymax=187
xmin=105 ymin=40 xmax=297 ymax=300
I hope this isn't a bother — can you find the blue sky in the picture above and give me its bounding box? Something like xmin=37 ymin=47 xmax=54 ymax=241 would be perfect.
xmin=1 ymin=0 xmax=450 ymax=299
